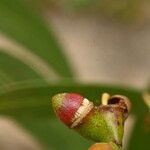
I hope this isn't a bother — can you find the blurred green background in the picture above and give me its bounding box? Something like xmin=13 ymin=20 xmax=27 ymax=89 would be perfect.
xmin=0 ymin=0 xmax=150 ymax=149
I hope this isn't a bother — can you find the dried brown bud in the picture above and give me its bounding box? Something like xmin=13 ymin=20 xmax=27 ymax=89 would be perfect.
xmin=108 ymin=95 xmax=131 ymax=119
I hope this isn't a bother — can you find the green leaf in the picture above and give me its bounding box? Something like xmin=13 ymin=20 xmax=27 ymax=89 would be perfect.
xmin=0 ymin=50 xmax=41 ymax=82
xmin=0 ymin=83 xmax=149 ymax=150
xmin=0 ymin=0 xmax=73 ymax=79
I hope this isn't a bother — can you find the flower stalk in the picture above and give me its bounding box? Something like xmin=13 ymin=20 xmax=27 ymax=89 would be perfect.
xmin=51 ymin=92 xmax=131 ymax=150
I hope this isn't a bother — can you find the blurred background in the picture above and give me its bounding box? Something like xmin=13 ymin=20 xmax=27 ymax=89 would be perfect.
xmin=0 ymin=0 xmax=150 ymax=149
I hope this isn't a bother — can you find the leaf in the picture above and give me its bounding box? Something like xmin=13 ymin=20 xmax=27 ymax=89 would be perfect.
xmin=0 ymin=0 xmax=73 ymax=79
xmin=0 ymin=83 xmax=149 ymax=150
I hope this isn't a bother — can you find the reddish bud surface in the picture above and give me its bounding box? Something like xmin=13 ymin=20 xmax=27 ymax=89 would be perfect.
xmin=52 ymin=93 xmax=84 ymax=126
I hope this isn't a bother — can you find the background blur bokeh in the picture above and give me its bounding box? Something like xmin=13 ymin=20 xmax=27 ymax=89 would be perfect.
xmin=0 ymin=0 xmax=150 ymax=150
